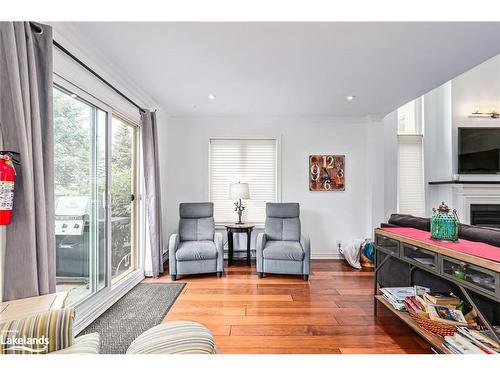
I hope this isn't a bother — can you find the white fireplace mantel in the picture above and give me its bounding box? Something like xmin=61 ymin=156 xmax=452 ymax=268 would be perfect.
xmin=452 ymin=184 xmax=500 ymax=224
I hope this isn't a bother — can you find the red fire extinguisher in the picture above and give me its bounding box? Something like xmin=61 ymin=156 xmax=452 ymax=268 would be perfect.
xmin=0 ymin=152 xmax=17 ymax=225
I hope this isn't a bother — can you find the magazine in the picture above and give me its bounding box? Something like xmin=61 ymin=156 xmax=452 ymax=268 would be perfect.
xmin=427 ymin=304 xmax=468 ymax=326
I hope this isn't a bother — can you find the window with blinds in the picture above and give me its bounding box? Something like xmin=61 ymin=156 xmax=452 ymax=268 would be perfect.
xmin=209 ymin=139 xmax=278 ymax=224
xmin=397 ymin=135 xmax=425 ymax=217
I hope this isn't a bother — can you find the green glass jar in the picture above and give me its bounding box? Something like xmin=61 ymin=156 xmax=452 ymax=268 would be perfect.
xmin=431 ymin=201 xmax=460 ymax=242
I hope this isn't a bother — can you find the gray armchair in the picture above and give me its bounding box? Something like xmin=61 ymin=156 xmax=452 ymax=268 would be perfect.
xmin=169 ymin=203 xmax=224 ymax=280
xmin=256 ymin=203 xmax=310 ymax=280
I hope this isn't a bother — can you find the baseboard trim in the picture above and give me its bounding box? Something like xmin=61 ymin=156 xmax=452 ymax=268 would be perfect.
xmin=164 ymin=249 xmax=343 ymax=261
xmin=311 ymin=252 xmax=343 ymax=260
xmin=73 ymin=270 xmax=144 ymax=334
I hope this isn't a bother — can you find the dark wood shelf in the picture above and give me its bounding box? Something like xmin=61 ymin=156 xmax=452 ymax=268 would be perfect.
xmin=429 ymin=181 xmax=500 ymax=185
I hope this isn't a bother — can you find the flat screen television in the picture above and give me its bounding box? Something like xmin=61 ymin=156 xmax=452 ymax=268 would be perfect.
xmin=458 ymin=127 xmax=500 ymax=174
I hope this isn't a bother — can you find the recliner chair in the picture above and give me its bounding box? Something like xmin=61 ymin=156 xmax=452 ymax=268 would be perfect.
xmin=256 ymin=203 xmax=310 ymax=280
xmin=169 ymin=203 xmax=224 ymax=280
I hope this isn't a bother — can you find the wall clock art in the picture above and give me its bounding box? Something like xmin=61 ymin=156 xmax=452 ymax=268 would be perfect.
xmin=309 ymin=155 xmax=345 ymax=191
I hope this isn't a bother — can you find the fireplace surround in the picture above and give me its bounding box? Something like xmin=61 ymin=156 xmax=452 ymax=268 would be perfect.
xmin=451 ymin=184 xmax=500 ymax=225
xmin=470 ymin=204 xmax=500 ymax=228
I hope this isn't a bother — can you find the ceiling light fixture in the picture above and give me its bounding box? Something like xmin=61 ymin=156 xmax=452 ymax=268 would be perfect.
xmin=346 ymin=95 xmax=356 ymax=101
xmin=208 ymin=94 xmax=216 ymax=100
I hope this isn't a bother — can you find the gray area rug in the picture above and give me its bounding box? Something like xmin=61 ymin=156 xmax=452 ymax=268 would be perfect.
xmin=79 ymin=282 xmax=185 ymax=354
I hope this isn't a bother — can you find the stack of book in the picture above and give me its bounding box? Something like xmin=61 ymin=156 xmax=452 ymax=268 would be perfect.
xmin=405 ymin=291 xmax=480 ymax=326
xmin=406 ymin=295 xmax=468 ymax=326
xmin=444 ymin=327 xmax=500 ymax=354
xmin=379 ymin=287 xmax=420 ymax=311
xmin=421 ymin=292 xmax=460 ymax=306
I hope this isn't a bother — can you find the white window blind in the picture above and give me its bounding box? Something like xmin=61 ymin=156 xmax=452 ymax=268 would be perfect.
xmin=209 ymin=139 xmax=277 ymax=224
xmin=397 ymin=135 xmax=425 ymax=217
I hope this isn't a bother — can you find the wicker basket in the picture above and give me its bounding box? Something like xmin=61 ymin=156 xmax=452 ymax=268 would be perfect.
xmin=405 ymin=302 xmax=458 ymax=337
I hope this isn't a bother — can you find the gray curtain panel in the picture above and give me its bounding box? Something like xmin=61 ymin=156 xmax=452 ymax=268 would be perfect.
xmin=0 ymin=22 xmax=56 ymax=301
xmin=141 ymin=110 xmax=164 ymax=277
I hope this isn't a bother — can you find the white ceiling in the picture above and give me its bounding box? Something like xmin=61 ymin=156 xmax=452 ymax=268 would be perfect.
xmin=54 ymin=22 xmax=500 ymax=117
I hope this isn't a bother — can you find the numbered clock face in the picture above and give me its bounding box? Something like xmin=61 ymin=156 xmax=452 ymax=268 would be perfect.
xmin=309 ymin=155 xmax=345 ymax=191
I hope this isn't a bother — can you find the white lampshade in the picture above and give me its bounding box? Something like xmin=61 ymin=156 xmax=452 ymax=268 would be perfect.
xmin=229 ymin=182 xmax=250 ymax=200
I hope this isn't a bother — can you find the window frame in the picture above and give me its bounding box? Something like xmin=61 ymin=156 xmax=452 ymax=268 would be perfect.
xmin=397 ymin=134 xmax=426 ymax=217
xmin=398 ymin=97 xmax=424 ymax=136
xmin=208 ymin=137 xmax=282 ymax=226
xmin=396 ymin=96 xmax=426 ymax=217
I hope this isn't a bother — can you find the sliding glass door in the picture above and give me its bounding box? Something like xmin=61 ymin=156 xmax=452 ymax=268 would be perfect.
xmin=53 ymin=85 xmax=107 ymax=305
xmin=53 ymin=82 xmax=139 ymax=306
xmin=111 ymin=116 xmax=138 ymax=283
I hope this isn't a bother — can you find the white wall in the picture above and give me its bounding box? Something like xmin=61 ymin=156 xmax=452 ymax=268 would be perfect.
xmin=381 ymin=81 xmax=456 ymax=219
xmin=421 ymin=54 xmax=500 ymax=217
xmin=423 ymin=82 xmax=454 ymax=214
xmin=162 ymin=116 xmax=389 ymax=258
xmin=451 ymin=53 xmax=500 ymax=181
xmin=383 ymin=112 xmax=398 ymax=220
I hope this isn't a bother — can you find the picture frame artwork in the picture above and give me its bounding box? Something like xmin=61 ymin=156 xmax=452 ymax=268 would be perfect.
xmin=309 ymin=155 xmax=345 ymax=191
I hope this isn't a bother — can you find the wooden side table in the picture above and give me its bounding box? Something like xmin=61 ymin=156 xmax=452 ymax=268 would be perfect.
xmin=225 ymin=223 xmax=255 ymax=266
xmin=0 ymin=291 xmax=68 ymax=323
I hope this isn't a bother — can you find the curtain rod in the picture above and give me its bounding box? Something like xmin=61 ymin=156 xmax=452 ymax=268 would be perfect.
xmin=52 ymin=39 xmax=147 ymax=114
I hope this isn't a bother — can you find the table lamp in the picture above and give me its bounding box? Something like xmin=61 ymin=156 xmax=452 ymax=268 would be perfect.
xmin=229 ymin=182 xmax=250 ymax=224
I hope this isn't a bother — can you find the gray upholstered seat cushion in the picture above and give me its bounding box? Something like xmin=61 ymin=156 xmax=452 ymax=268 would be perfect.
xmin=263 ymin=240 xmax=304 ymax=261
xmin=176 ymin=241 xmax=217 ymax=261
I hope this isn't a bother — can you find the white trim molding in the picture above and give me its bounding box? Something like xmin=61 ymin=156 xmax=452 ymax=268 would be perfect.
xmin=452 ymin=184 xmax=500 ymax=225
xmin=73 ymin=270 xmax=144 ymax=334
xmin=312 ymin=252 xmax=343 ymax=260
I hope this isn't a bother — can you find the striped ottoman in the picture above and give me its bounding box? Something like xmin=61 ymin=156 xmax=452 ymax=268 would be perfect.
xmin=126 ymin=321 xmax=217 ymax=354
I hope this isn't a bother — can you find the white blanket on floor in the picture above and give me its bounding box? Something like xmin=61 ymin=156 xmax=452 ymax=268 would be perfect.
xmin=339 ymin=239 xmax=364 ymax=269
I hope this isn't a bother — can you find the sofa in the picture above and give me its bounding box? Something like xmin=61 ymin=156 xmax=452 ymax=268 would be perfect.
xmin=0 ymin=308 xmax=216 ymax=354
xmin=386 ymin=213 xmax=500 ymax=247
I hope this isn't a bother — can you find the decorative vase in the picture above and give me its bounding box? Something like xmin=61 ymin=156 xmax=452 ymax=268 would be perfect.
xmin=430 ymin=201 xmax=460 ymax=242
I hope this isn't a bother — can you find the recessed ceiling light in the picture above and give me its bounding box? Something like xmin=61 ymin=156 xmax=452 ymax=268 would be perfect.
xmin=208 ymin=94 xmax=216 ymax=100
xmin=346 ymin=95 xmax=356 ymax=101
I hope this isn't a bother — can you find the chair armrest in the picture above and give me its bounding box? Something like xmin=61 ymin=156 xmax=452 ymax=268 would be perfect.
xmin=49 ymin=333 xmax=100 ymax=355
xmin=256 ymin=232 xmax=267 ymax=272
xmin=300 ymin=234 xmax=311 ymax=275
xmin=126 ymin=321 xmax=216 ymax=354
xmin=214 ymin=232 xmax=224 ymax=272
xmin=169 ymin=233 xmax=180 ymax=276
xmin=0 ymin=308 xmax=76 ymax=354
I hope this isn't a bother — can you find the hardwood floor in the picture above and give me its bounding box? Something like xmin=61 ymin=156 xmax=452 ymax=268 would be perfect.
xmin=144 ymin=260 xmax=432 ymax=354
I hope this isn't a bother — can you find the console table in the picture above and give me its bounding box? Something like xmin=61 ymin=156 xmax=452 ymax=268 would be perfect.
xmin=374 ymin=227 xmax=500 ymax=354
